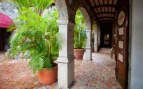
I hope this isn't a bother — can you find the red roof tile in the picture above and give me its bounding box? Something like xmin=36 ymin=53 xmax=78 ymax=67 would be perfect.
xmin=0 ymin=13 xmax=13 ymax=28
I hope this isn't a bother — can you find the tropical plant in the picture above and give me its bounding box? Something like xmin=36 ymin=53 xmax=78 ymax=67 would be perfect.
xmin=7 ymin=0 xmax=61 ymax=73
xmin=8 ymin=0 xmax=53 ymax=15
xmin=74 ymin=10 xmax=87 ymax=49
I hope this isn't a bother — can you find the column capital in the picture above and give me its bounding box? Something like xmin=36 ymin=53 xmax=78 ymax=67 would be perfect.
xmin=56 ymin=57 xmax=69 ymax=64
xmin=86 ymin=29 xmax=91 ymax=32
xmin=57 ymin=19 xmax=75 ymax=27
xmin=86 ymin=27 xmax=91 ymax=32
xmin=57 ymin=19 xmax=69 ymax=25
xmin=56 ymin=55 xmax=74 ymax=64
xmin=86 ymin=27 xmax=91 ymax=30
xmin=68 ymin=22 xmax=75 ymax=27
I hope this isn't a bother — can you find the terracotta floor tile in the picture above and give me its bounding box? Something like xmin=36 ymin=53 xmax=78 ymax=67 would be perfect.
xmin=0 ymin=48 xmax=122 ymax=89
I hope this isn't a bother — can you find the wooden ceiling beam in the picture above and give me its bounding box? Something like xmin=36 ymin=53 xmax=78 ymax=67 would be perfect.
xmin=94 ymin=4 xmax=116 ymax=8
xmin=89 ymin=0 xmax=95 ymax=7
xmin=99 ymin=20 xmax=114 ymax=23
xmin=109 ymin=0 xmax=112 ymax=4
xmin=97 ymin=14 xmax=114 ymax=17
xmin=94 ymin=7 xmax=116 ymax=13
xmin=98 ymin=18 xmax=114 ymax=21
xmin=95 ymin=12 xmax=115 ymax=15
xmin=97 ymin=16 xmax=114 ymax=19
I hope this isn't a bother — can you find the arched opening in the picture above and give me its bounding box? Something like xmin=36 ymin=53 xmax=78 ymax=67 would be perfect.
xmin=0 ymin=13 xmax=13 ymax=52
xmin=100 ymin=22 xmax=113 ymax=48
xmin=78 ymin=7 xmax=92 ymax=61
xmin=0 ymin=28 xmax=11 ymax=51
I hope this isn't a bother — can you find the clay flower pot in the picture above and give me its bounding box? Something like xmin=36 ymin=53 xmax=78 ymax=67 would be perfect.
xmin=91 ymin=48 xmax=94 ymax=52
xmin=37 ymin=65 xmax=57 ymax=84
xmin=74 ymin=49 xmax=85 ymax=60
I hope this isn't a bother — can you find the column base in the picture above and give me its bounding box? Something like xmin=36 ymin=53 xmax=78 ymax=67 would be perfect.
xmin=56 ymin=58 xmax=74 ymax=89
xmin=94 ymin=44 xmax=98 ymax=52
xmin=83 ymin=48 xmax=92 ymax=61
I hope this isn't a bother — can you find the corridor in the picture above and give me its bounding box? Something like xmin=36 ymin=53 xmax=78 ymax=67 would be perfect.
xmin=71 ymin=48 xmax=122 ymax=89
xmin=0 ymin=48 xmax=122 ymax=89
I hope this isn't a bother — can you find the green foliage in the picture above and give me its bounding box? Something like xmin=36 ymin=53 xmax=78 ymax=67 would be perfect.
xmin=74 ymin=10 xmax=87 ymax=49
xmin=8 ymin=0 xmax=53 ymax=14
xmin=7 ymin=0 xmax=61 ymax=73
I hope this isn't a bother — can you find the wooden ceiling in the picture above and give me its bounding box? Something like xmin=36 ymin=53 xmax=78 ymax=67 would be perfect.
xmin=89 ymin=0 xmax=119 ymax=22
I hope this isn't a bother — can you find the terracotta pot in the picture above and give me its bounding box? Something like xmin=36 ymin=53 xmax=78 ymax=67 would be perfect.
xmin=37 ymin=65 xmax=57 ymax=85
xmin=74 ymin=49 xmax=85 ymax=60
xmin=91 ymin=48 xmax=94 ymax=52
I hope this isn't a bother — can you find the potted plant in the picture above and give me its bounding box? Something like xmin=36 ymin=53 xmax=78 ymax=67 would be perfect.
xmin=74 ymin=10 xmax=87 ymax=60
xmin=7 ymin=0 xmax=61 ymax=84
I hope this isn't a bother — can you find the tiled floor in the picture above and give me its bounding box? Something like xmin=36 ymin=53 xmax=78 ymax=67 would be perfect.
xmin=0 ymin=48 xmax=122 ymax=89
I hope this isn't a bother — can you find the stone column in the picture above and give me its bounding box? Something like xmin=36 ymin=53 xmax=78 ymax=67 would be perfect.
xmin=97 ymin=24 xmax=101 ymax=51
xmin=94 ymin=29 xmax=98 ymax=52
xmin=56 ymin=20 xmax=75 ymax=89
xmin=83 ymin=27 xmax=92 ymax=61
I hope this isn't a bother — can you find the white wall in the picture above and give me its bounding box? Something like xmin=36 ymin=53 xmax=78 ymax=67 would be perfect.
xmin=129 ymin=0 xmax=143 ymax=89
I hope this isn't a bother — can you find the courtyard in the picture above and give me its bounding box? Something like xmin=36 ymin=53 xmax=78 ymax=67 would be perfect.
xmin=0 ymin=48 xmax=122 ymax=89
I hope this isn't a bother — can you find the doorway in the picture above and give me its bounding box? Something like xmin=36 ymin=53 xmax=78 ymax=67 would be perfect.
xmin=0 ymin=28 xmax=11 ymax=52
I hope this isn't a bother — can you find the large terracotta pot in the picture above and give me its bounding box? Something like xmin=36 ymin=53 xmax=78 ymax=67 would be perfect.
xmin=74 ymin=49 xmax=85 ymax=60
xmin=91 ymin=48 xmax=94 ymax=52
xmin=37 ymin=65 xmax=57 ymax=84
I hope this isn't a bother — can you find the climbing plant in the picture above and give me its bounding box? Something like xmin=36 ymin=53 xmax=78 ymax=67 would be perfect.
xmin=74 ymin=9 xmax=87 ymax=49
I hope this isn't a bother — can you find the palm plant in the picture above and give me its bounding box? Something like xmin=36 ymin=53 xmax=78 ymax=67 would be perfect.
xmin=7 ymin=0 xmax=61 ymax=73
xmin=74 ymin=10 xmax=87 ymax=49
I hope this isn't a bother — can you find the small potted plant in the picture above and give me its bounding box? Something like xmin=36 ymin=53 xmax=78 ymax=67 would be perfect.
xmin=7 ymin=0 xmax=61 ymax=84
xmin=74 ymin=10 xmax=87 ymax=60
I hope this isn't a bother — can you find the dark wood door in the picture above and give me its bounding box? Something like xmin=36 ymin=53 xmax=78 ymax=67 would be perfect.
xmin=0 ymin=29 xmax=5 ymax=51
xmin=115 ymin=10 xmax=129 ymax=89
xmin=0 ymin=28 xmax=11 ymax=51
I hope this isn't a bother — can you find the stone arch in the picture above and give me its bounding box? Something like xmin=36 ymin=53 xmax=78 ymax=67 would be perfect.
xmin=74 ymin=6 xmax=92 ymax=60
xmin=55 ymin=0 xmax=69 ymax=20
xmin=92 ymin=21 xmax=101 ymax=52
xmin=55 ymin=0 xmax=75 ymax=89
xmin=55 ymin=1 xmax=92 ymax=88
xmin=79 ymin=7 xmax=91 ymax=29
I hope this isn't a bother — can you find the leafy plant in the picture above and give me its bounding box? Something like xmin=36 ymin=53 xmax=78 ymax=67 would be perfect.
xmin=74 ymin=10 xmax=87 ymax=49
xmin=7 ymin=0 xmax=61 ymax=73
xmin=8 ymin=0 xmax=53 ymax=15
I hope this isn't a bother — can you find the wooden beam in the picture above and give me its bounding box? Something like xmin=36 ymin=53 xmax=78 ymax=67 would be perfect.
xmin=96 ymin=13 xmax=114 ymax=17
xmin=89 ymin=0 xmax=95 ymax=7
xmin=99 ymin=20 xmax=114 ymax=23
xmin=97 ymin=16 xmax=115 ymax=19
xmin=94 ymin=4 xmax=116 ymax=8
xmin=95 ymin=12 xmax=115 ymax=15
xmin=98 ymin=18 xmax=114 ymax=21
xmin=109 ymin=0 xmax=112 ymax=4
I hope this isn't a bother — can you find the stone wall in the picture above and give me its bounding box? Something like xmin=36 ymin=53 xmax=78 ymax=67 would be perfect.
xmin=0 ymin=1 xmax=18 ymax=20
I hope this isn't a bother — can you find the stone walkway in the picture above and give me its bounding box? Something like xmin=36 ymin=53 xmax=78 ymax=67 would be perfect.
xmin=0 ymin=48 xmax=122 ymax=89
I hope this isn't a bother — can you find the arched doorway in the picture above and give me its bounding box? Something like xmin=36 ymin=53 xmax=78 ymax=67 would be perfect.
xmin=0 ymin=13 xmax=13 ymax=52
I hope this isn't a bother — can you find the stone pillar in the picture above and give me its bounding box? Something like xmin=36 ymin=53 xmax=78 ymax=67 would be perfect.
xmin=83 ymin=27 xmax=92 ymax=61
xmin=56 ymin=20 xmax=75 ymax=89
xmin=97 ymin=23 xmax=101 ymax=51
xmin=94 ymin=29 xmax=98 ymax=52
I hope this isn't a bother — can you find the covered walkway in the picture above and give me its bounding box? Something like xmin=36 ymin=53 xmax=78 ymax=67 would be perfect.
xmin=0 ymin=48 xmax=122 ymax=89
